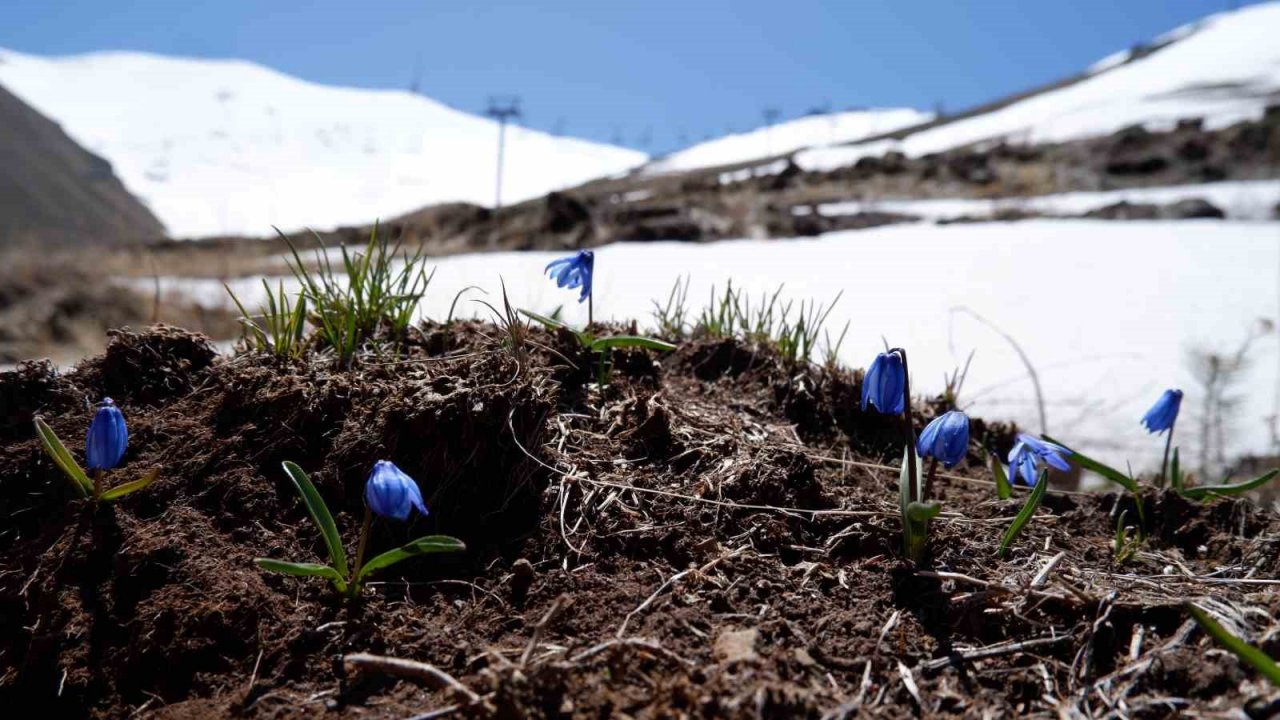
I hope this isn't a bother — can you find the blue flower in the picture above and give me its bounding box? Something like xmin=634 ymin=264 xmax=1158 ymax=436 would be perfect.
xmin=1140 ymin=389 xmax=1182 ymax=434
xmin=364 ymin=460 xmax=428 ymax=521
xmin=1009 ymin=444 xmax=1041 ymax=486
xmin=544 ymin=250 xmax=594 ymax=303
xmin=1006 ymin=433 xmax=1072 ymax=486
xmin=917 ymin=410 xmax=970 ymax=469
xmin=861 ymin=351 xmax=905 ymax=415
xmin=85 ymin=398 xmax=128 ymax=471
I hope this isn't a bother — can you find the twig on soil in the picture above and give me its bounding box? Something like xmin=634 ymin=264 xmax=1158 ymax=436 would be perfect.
xmin=342 ymin=653 xmax=482 ymax=706
xmin=521 ymin=594 xmax=570 ymax=667
xmin=897 ymin=661 xmax=927 ymax=711
xmin=617 ymin=549 xmax=742 ymax=637
xmin=875 ymin=611 xmax=900 ymax=654
xmin=570 ymin=637 xmax=695 ymax=667
xmin=918 ymin=635 xmax=1071 ymax=672
xmin=916 ymin=570 xmax=1075 ymax=604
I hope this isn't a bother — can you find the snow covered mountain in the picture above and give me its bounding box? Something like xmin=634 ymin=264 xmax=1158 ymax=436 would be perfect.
xmin=642 ymin=107 xmax=931 ymax=174
xmin=796 ymin=1 xmax=1280 ymax=171
xmin=0 ymin=49 xmax=646 ymax=239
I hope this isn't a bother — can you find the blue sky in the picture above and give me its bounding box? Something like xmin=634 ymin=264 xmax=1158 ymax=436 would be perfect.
xmin=0 ymin=0 xmax=1244 ymax=153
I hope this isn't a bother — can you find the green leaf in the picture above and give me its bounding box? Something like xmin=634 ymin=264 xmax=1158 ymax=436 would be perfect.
xmin=255 ymin=558 xmax=347 ymax=592
xmin=34 ymin=417 xmax=92 ymax=497
xmin=588 ymin=336 xmax=678 ymax=352
xmin=906 ymin=500 xmax=941 ymax=523
xmin=1181 ymin=470 xmax=1279 ymax=501
xmin=1186 ymin=603 xmax=1280 ymax=687
xmin=99 ymin=468 xmax=160 ymax=501
xmin=1042 ymin=434 xmax=1138 ymax=494
xmin=519 ymin=309 xmax=592 ymax=346
xmin=520 ymin=308 xmax=567 ymax=331
xmin=989 ymin=450 xmax=1011 ymax=500
xmin=355 ymin=535 xmax=466 ymax=582
xmin=898 ymin=446 xmax=933 ymax=563
xmin=280 ymin=461 xmax=349 ymax=577
xmin=997 ymin=469 xmax=1049 ymax=558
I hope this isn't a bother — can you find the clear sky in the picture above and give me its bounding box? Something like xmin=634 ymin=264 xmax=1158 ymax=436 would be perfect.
xmin=0 ymin=0 xmax=1248 ymax=153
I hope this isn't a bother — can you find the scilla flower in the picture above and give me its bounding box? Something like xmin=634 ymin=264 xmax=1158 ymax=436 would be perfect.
xmin=917 ymin=411 xmax=970 ymax=469
xmin=1007 ymin=433 xmax=1072 ymax=486
xmin=1141 ymin=389 xmax=1182 ymax=434
xmin=861 ymin=351 xmax=905 ymax=415
xmin=85 ymin=398 xmax=128 ymax=471
xmin=545 ymin=250 xmax=594 ymax=304
xmin=364 ymin=460 xmax=428 ymax=521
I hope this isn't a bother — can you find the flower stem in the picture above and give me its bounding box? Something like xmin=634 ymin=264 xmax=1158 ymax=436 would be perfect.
xmin=588 ymin=292 xmax=594 ymax=330
xmin=92 ymin=469 xmax=104 ymax=504
xmin=351 ymin=506 xmax=374 ymax=587
xmin=1158 ymin=419 xmax=1177 ymax=491
xmin=924 ymin=457 xmax=938 ymax=503
xmin=894 ymin=348 xmax=918 ymax=504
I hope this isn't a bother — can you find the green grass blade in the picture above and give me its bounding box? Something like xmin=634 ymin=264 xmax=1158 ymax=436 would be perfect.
xmin=1186 ymin=603 xmax=1280 ymax=687
xmin=520 ymin=308 xmax=567 ymax=331
xmin=34 ymin=417 xmax=92 ymax=496
xmin=997 ymin=469 xmax=1049 ymax=557
xmin=254 ymin=558 xmax=347 ymax=593
xmin=989 ymin=450 xmax=1011 ymax=500
xmin=588 ymin=336 xmax=678 ymax=352
xmin=1181 ymin=470 xmax=1279 ymax=501
xmin=355 ymin=535 xmax=466 ymax=582
xmin=1042 ymin=434 xmax=1138 ymax=493
xmin=280 ymin=461 xmax=348 ymax=577
xmin=99 ymin=468 xmax=159 ymax=501
xmin=1171 ymin=447 xmax=1183 ymax=494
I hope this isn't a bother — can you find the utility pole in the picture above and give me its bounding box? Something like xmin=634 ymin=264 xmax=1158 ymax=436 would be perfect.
xmin=486 ymin=95 xmax=521 ymax=213
xmin=762 ymin=106 xmax=781 ymax=157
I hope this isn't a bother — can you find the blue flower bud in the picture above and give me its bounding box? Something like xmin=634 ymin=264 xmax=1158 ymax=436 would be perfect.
xmin=364 ymin=460 xmax=428 ymax=521
xmin=860 ymin=351 xmax=905 ymax=415
xmin=1140 ymin=389 xmax=1182 ymax=435
xmin=544 ymin=250 xmax=594 ymax=303
xmin=85 ymin=397 xmax=128 ymax=471
xmin=917 ymin=410 xmax=970 ymax=469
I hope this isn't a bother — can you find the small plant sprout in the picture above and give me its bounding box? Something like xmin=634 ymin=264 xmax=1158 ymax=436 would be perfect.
xmin=864 ymin=348 xmax=938 ymax=563
xmin=1141 ymin=388 xmax=1183 ymax=489
xmin=225 ymin=279 xmax=308 ymax=359
xmin=651 ymin=274 xmax=691 ymax=339
xmin=1113 ymin=510 xmax=1140 ymax=564
xmin=34 ymin=398 xmax=157 ymax=503
xmin=255 ymin=461 xmax=464 ymax=598
xmin=544 ymin=250 xmax=595 ymax=326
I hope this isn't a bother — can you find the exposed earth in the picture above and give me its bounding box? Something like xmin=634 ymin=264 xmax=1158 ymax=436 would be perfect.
xmin=1 ymin=324 xmax=1277 ymax=718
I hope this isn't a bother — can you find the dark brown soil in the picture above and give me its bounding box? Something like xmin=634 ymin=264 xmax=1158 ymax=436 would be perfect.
xmin=1 ymin=324 xmax=1277 ymax=718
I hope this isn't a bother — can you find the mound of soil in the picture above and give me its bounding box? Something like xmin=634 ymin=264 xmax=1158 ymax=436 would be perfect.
xmin=1 ymin=324 xmax=1277 ymax=718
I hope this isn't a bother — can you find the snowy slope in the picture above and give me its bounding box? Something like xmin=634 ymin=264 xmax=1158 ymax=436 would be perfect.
xmin=798 ymin=2 xmax=1280 ymax=171
xmin=643 ymin=108 xmax=931 ymax=174
xmin=0 ymin=49 xmax=646 ymax=239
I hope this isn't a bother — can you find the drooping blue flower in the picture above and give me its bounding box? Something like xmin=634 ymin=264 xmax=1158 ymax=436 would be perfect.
xmin=85 ymin=397 xmax=128 ymax=471
xmin=364 ymin=460 xmax=429 ymax=521
xmin=1009 ymin=443 xmax=1041 ymax=486
xmin=1140 ymin=389 xmax=1183 ymax=435
xmin=860 ymin=351 xmax=905 ymax=415
xmin=1006 ymin=433 xmax=1072 ymax=486
xmin=544 ymin=250 xmax=594 ymax=303
xmin=917 ymin=410 xmax=970 ymax=469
